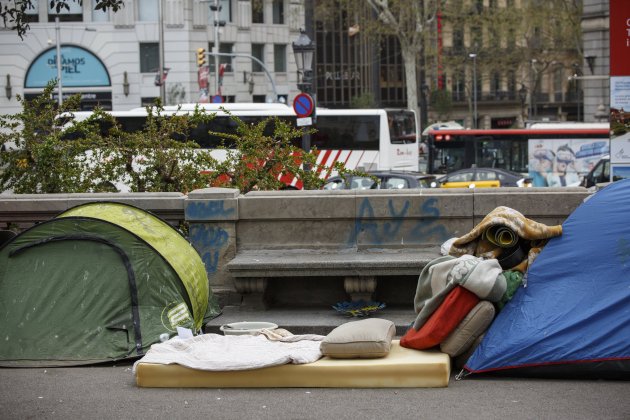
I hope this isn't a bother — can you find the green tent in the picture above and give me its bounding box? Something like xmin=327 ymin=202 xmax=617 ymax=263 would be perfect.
xmin=0 ymin=202 xmax=220 ymax=366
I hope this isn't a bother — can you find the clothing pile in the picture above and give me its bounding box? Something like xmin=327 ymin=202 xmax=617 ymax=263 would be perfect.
xmin=400 ymin=206 xmax=562 ymax=365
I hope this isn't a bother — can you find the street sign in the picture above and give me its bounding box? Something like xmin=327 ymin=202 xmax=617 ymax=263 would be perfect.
xmin=296 ymin=117 xmax=312 ymax=127
xmin=293 ymin=93 xmax=314 ymax=118
xmin=211 ymin=95 xmax=223 ymax=103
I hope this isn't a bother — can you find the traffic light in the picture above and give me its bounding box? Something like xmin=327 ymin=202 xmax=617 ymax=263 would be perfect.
xmin=196 ymin=48 xmax=206 ymax=67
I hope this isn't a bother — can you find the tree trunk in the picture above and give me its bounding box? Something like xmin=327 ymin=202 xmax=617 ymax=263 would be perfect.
xmin=401 ymin=45 xmax=420 ymax=128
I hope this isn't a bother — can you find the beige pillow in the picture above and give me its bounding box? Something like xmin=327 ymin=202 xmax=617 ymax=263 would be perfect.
xmin=440 ymin=301 xmax=495 ymax=357
xmin=454 ymin=333 xmax=485 ymax=370
xmin=320 ymin=318 xmax=396 ymax=359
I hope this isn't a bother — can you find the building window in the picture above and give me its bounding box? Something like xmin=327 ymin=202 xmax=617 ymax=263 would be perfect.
xmin=92 ymin=0 xmax=110 ymax=22
xmin=471 ymin=25 xmax=482 ymax=50
xmin=138 ymin=0 xmax=159 ymax=22
xmin=219 ymin=0 xmax=232 ymax=22
xmin=140 ymin=43 xmax=159 ymax=73
xmin=453 ymin=28 xmax=464 ymax=52
xmin=48 ymin=0 xmax=83 ymax=22
xmin=251 ymin=44 xmax=265 ymax=72
xmin=491 ymin=72 xmax=501 ymax=98
xmin=252 ymin=0 xmax=264 ymax=24
xmin=508 ymin=70 xmax=516 ymax=99
xmin=507 ymin=28 xmax=516 ymax=50
xmin=24 ymin=1 xmax=39 ymax=23
xmin=274 ymin=44 xmax=286 ymax=72
xmin=272 ymin=0 xmax=284 ymax=24
xmin=209 ymin=43 xmax=234 ymax=73
xmin=142 ymin=97 xmax=158 ymax=107
xmin=452 ymin=71 xmax=466 ymax=102
xmin=474 ymin=0 xmax=483 ymax=13
xmin=207 ymin=0 xmax=232 ymax=24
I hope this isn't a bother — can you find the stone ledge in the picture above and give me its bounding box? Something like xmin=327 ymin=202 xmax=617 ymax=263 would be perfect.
xmin=225 ymin=248 xmax=440 ymax=306
xmin=226 ymin=248 xmax=441 ymax=278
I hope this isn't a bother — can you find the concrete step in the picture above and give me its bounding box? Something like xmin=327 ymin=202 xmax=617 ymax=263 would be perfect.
xmin=204 ymin=305 xmax=415 ymax=337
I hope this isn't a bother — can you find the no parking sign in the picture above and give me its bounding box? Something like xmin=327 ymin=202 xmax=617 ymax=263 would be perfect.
xmin=293 ymin=93 xmax=314 ymax=118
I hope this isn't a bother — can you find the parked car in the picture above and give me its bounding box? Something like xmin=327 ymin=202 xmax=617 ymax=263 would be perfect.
xmin=581 ymin=155 xmax=610 ymax=188
xmin=435 ymin=167 xmax=533 ymax=188
xmin=323 ymin=171 xmax=437 ymax=190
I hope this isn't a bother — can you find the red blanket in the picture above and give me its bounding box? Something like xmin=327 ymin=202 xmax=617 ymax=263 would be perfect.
xmin=401 ymin=286 xmax=479 ymax=350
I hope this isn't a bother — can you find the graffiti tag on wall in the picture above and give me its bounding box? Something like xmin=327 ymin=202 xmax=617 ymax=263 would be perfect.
xmin=349 ymin=198 xmax=449 ymax=246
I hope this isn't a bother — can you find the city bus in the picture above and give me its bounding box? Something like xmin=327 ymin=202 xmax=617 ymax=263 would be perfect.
xmin=426 ymin=123 xmax=610 ymax=187
xmin=62 ymin=103 xmax=419 ymax=189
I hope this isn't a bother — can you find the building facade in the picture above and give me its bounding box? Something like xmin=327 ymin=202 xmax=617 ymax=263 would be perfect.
xmin=0 ymin=0 xmax=306 ymax=114
xmin=581 ymin=0 xmax=610 ymax=122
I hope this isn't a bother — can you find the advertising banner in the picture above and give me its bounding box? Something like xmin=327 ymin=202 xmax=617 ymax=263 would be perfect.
xmin=528 ymin=138 xmax=608 ymax=187
xmin=25 ymin=46 xmax=110 ymax=88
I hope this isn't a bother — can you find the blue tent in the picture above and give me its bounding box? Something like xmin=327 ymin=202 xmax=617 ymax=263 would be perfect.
xmin=464 ymin=179 xmax=630 ymax=379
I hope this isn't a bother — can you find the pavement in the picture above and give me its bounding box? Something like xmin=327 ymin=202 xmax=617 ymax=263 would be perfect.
xmin=1 ymin=307 xmax=629 ymax=419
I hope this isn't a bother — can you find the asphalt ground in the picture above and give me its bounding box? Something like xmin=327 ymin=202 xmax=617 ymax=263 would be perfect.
xmin=2 ymin=308 xmax=629 ymax=419
xmin=1 ymin=362 xmax=629 ymax=420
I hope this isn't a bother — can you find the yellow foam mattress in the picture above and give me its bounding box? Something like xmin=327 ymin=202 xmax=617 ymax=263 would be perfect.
xmin=135 ymin=340 xmax=450 ymax=388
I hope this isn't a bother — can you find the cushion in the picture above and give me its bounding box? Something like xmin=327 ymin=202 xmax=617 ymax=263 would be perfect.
xmin=400 ymin=286 xmax=479 ymax=350
xmin=320 ymin=318 xmax=396 ymax=359
xmin=454 ymin=332 xmax=486 ymax=370
xmin=439 ymin=301 xmax=495 ymax=357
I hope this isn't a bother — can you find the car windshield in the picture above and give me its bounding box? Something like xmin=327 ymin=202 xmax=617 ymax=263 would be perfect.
xmin=350 ymin=177 xmax=377 ymax=189
xmin=383 ymin=177 xmax=408 ymax=189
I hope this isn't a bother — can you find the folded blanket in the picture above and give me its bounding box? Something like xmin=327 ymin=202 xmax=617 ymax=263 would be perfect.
xmin=132 ymin=333 xmax=323 ymax=372
xmin=449 ymin=206 xmax=562 ymax=271
xmin=412 ymin=255 xmax=505 ymax=330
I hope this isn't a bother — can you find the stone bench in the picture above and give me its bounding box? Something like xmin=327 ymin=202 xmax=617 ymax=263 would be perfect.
xmin=226 ymin=247 xmax=441 ymax=308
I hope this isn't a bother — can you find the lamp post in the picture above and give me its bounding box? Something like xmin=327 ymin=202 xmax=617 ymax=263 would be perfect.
xmin=55 ymin=17 xmax=62 ymax=107
xmin=53 ymin=17 xmax=96 ymax=107
xmin=158 ymin=0 xmax=165 ymax=103
xmin=469 ymin=53 xmax=477 ymax=129
xmin=292 ymin=29 xmax=316 ymax=158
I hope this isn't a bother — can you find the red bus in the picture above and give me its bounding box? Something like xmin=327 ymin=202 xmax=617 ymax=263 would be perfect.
xmin=426 ymin=123 xmax=610 ymax=187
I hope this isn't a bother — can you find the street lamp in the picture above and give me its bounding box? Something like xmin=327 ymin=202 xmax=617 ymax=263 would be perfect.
xmin=469 ymin=53 xmax=477 ymax=129
xmin=292 ymin=30 xmax=315 ymax=94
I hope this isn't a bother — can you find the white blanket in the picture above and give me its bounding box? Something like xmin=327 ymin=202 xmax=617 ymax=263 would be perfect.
xmin=132 ymin=333 xmax=324 ymax=372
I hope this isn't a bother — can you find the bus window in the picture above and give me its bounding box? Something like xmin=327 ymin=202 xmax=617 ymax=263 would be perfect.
xmin=59 ymin=104 xmax=420 ymax=178
xmin=427 ymin=127 xmax=609 ymax=176
xmin=314 ymin=115 xmax=379 ymax=150
xmin=387 ymin=110 xmax=416 ymax=144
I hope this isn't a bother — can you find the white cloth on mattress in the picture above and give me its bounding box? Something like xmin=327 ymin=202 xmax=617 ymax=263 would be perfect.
xmin=132 ymin=333 xmax=323 ymax=373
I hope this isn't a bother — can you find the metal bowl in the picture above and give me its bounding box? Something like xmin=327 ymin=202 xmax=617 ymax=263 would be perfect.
xmin=219 ymin=321 xmax=278 ymax=336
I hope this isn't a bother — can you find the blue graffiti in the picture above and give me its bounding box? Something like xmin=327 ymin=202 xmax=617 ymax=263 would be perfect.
xmin=350 ymin=198 xmax=449 ymax=246
xmin=190 ymin=225 xmax=229 ymax=275
xmin=187 ymin=200 xmax=235 ymax=220
xmin=202 ymin=250 xmax=220 ymax=274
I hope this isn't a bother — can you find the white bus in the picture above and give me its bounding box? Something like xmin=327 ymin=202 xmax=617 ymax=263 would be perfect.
xmin=63 ymin=103 xmax=419 ymax=188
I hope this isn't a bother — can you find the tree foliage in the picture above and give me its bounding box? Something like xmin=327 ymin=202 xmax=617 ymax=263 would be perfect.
xmin=438 ymin=0 xmax=581 ymax=118
xmin=0 ymin=81 xmax=356 ymax=194
xmin=0 ymin=83 xmax=98 ymax=193
xmin=316 ymin=0 xmax=446 ymax=117
xmin=1 ymin=0 xmax=124 ymax=39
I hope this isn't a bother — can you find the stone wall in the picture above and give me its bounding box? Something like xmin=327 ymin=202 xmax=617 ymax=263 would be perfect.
xmin=0 ymin=187 xmax=591 ymax=306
